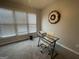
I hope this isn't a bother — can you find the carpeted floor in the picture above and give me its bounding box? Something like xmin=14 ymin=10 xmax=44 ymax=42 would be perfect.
xmin=0 ymin=38 xmax=66 ymax=59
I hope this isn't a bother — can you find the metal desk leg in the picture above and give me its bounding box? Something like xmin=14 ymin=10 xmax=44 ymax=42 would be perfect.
xmin=51 ymin=42 xmax=56 ymax=59
xmin=38 ymin=37 xmax=41 ymax=47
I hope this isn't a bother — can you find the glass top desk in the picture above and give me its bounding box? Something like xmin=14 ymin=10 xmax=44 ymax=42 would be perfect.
xmin=37 ymin=31 xmax=59 ymax=59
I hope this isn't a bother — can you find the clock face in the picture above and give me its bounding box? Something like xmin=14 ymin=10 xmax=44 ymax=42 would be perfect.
xmin=48 ymin=10 xmax=61 ymax=24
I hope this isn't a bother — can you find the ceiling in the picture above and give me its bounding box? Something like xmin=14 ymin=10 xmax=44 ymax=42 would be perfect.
xmin=7 ymin=0 xmax=54 ymax=9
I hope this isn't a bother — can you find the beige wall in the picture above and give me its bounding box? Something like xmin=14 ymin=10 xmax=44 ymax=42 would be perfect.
xmin=42 ymin=0 xmax=79 ymax=55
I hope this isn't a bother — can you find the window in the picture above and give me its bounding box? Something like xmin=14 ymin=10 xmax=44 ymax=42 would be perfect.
xmin=0 ymin=8 xmax=37 ymax=38
xmin=15 ymin=11 xmax=28 ymax=35
xmin=0 ymin=8 xmax=16 ymax=37
xmin=28 ymin=13 xmax=37 ymax=33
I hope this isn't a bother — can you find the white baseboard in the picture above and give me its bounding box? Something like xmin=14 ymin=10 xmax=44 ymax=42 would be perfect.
xmin=57 ymin=42 xmax=79 ymax=55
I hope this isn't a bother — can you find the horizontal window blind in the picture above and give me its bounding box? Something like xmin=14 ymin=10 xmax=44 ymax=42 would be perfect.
xmin=0 ymin=8 xmax=37 ymax=38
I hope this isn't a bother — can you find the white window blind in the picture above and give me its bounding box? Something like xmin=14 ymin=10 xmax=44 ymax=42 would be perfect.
xmin=28 ymin=13 xmax=37 ymax=33
xmin=0 ymin=8 xmax=37 ymax=38
xmin=0 ymin=8 xmax=16 ymax=37
xmin=15 ymin=11 xmax=28 ymax=35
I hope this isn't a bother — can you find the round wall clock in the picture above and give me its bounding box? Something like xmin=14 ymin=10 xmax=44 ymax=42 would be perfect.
xmin=48 ymin=10 xmax=61 ymax=24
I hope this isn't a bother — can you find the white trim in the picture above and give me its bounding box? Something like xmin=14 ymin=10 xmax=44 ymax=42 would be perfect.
xmin=57 ymin=42 xmax=79 ymax=55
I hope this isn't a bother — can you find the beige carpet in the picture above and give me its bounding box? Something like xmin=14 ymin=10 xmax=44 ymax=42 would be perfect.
xmin=0 ymin=38 xmax=66 ymax=59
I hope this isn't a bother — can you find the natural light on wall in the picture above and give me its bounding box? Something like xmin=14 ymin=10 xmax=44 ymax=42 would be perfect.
xmin=0 ymin=8 xmax=37 ymax=38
